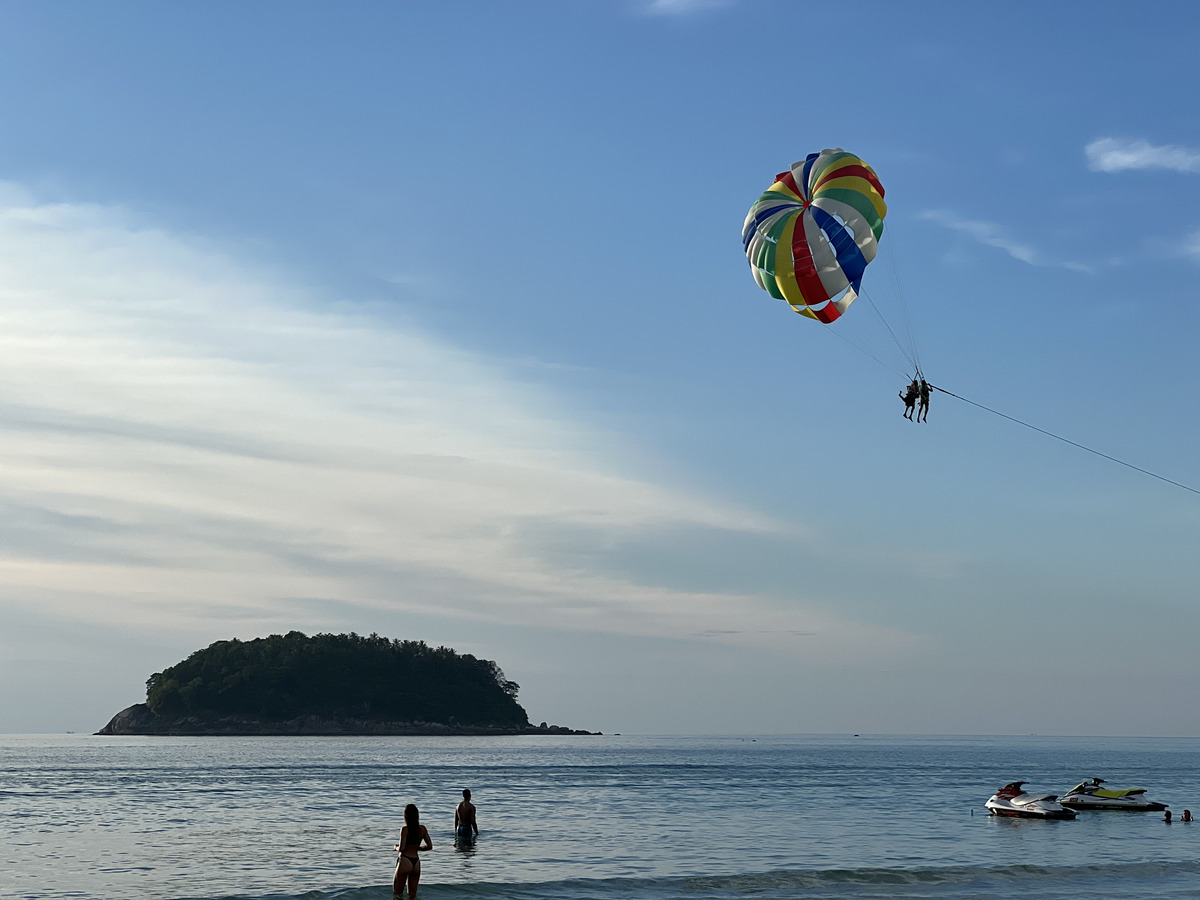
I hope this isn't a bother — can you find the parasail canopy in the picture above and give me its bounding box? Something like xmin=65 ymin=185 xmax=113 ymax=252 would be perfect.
xmin=742 ymin=148 xmax=887 ymax=324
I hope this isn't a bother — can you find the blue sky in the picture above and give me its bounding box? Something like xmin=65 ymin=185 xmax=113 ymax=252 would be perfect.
xmin=0 ymin=1 xmax=1197 ymax=735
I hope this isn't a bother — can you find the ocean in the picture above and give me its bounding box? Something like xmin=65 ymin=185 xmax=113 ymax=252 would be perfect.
xmin=1 ymin=733 xmax=1197 ymax=899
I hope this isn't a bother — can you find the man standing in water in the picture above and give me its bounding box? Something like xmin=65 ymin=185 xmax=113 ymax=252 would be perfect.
xmin=455 ymin=789 xmax=479 ymax=843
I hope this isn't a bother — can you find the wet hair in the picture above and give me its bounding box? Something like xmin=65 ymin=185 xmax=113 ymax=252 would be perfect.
xmin=404 ymin=804 xmax=420 ymax=832
xmin=463 ymin=789 xmax=471 ymax=799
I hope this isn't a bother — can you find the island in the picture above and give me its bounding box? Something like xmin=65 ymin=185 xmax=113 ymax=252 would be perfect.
xmin=96 ymin=631 xmax=596 ymax=736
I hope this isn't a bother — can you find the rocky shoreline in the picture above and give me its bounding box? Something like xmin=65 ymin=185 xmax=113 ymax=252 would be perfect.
xmin=95 ymin=703 xmax=598 ymax=736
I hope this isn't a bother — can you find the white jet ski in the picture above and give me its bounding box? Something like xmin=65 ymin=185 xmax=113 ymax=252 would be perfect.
xmin=1059 ymin=778 xmax=1168 ymax=811
xmin=985 ymin=781 xmax=1077 ymax=819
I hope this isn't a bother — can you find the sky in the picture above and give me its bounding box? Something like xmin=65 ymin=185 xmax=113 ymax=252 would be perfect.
xmin=0 ymin=1 xmax=1197 ymax=736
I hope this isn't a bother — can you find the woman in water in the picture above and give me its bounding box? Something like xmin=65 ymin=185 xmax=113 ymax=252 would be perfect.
xmin=393 ymin=803 xmax=433 ymax=898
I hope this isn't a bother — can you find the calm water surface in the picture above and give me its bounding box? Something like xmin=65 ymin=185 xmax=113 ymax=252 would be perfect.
xmin=1 ymin=733 xmax=1197 ymax=899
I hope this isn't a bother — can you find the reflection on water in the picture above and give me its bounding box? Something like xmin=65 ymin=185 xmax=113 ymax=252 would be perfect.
xmin=454 ymin=832 xmax=478 ymax=875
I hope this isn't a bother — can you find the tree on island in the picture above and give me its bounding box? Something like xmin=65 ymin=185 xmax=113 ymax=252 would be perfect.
xmin=143 ymin=631 xmax=529 ymax=729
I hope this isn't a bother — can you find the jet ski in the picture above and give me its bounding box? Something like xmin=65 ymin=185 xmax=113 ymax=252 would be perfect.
xmin=1059 ymin=778 xmax=1168 ymax=811
xmin=985 ymin=781 xmax=1076 ymax=819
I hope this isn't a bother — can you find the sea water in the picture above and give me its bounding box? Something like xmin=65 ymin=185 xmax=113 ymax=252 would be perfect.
xmin=1 ymin=733 xmax=1197 ymax=899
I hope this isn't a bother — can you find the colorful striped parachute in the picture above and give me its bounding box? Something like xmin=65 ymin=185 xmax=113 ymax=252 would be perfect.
xmin=742 ymin=149 xmax=887 ymax=323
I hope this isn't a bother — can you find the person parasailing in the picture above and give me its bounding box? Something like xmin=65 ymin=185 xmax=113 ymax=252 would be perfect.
xmin=900 ymin=377 xmax=918 ymax=420
xmin=743 ymin=149 xmax=927 ymax=421
xmin=917 ymin=378 xmax=930 ymax=423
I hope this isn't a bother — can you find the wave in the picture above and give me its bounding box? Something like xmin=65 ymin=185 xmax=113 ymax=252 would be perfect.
xmin=189 ymin=859 xmax=1200 ymax=900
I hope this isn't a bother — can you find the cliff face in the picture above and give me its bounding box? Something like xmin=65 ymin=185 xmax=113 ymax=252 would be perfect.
xmin=97 ymin=703 xmax=160 ymax=734
xmin=96 ymin=703 xmax=595 ymax=736
xmin=95 ymin=632 xmax=596 ymax=736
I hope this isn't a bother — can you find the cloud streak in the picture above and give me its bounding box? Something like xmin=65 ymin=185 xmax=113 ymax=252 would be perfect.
xmin=1085 ymin=137 xmax=1200 ymax=174
xmin=919 ymin=209 xmax=1096 ymax=273
xmin=920 ymin=209 xmax=1038 ymax=265
xmin=0 ymin=185 xmax=916 ymax=662
xmin=643 ymin=0 xmax=733 ymax=16
xmin=1183 ymin=228 xmax=1200 ymax=262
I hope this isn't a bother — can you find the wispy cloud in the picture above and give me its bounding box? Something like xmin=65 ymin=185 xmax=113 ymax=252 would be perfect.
xmin=643 ymin=0 xmax=733 ymax=16
xmin=920 ymin=209 xmax=1039 ymax=265
xmin=1183 ymin=228 xmax=1200 ymax=262
xmin=1084 ymin=140 xmax=1200 ymax=266
xmin=0 ymin=184 xmax=916 ymax=661
xmin=919 ymin=209 xmax=1097 ymax=273
xmin=1085 ymin=137 xmax=1200 ymax=174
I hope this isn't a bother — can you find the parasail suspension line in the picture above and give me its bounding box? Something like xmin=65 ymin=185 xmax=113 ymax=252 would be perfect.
xmin=858 ymin=284 xmax=921 ymax=377
xmin=816 ymin=315 xmax=910 ymax=380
